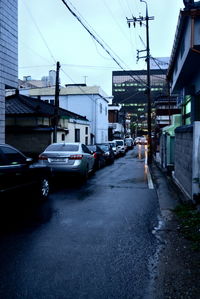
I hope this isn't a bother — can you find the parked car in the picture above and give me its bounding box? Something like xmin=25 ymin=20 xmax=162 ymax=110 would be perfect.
xmin=125 ymin=138 xmax=134 ymax=149
xmin=0 ymin=143 xmax=50 ymax=200
xmin=108 ymin=141 xmax=120 ymax=157
xmin=114 ymin=139 xmax=126 ymax=156
xmin=87 ymin=145 xmax=106 ymax=170
xmin=140 ymin=136 xmax=147 ymax=145
xmin=96 ymin=143 xmax=115 ymax=164
xmin=134 ymin=137 xmax=141 ymax=145
xmin=39 ymin=142 xmax=94 ymax=180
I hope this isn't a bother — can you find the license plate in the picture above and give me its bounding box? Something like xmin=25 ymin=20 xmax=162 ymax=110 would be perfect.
xmin=50 ymin=158 xmax=68 ymax=163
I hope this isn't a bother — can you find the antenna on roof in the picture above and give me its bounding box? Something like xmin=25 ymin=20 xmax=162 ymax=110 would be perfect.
xmin=83 ymin=76 xmax=88 ymax=85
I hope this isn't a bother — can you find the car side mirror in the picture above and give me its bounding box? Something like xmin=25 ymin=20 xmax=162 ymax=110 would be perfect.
xmin=26 ymin=157 xmax=33 ymax=164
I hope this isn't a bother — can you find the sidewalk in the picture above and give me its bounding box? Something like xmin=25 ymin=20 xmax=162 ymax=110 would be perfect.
xmin=150 ymin=162 xmax=200 ymax=299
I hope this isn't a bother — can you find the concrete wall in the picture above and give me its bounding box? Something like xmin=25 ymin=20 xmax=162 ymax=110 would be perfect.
xmin=174 ymin=125 xmax=193 ymax=198
xmin=0 ymin=0 xmax=18 ymax=143
xmin=67 ymin=121 xmax=90 ymax=144
xmin=192 ymin=121 xmax=200 ymax=198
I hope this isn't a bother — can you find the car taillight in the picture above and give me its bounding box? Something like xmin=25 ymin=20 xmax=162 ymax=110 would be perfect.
xmin=69 ymin=154 xmax=83 ymax=160
xmin=39 ymin=154 xmax=48 ymax=160
xmin=93 ymin=152 xmax=97 ymax=159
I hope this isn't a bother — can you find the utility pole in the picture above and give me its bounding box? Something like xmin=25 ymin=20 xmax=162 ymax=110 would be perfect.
xmin=53 ymin=61 xmax=61 ymax=143
xmin=127 ymin=0 xmax=154 ymax=164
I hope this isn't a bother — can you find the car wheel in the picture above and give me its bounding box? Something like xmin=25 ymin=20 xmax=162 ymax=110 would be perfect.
xmin=38 ymin=177 xmax=50 ymax=200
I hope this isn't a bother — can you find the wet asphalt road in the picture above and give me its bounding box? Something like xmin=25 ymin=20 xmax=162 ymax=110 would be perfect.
xmin=0 ymin=147 xmax=160 ymax=299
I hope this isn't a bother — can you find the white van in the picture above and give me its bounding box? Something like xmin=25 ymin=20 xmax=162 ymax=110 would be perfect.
xmin=114 ymin=139 xmax=126 ymax=155
xmin=108 ymin=141 xmax=120 ymax=157
xmin=125 ymin=138 xmax=134 ymax=149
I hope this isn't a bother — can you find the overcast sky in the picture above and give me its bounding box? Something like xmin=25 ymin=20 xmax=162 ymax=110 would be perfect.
xmin=18 ymin=0 xmax=185 ymax=95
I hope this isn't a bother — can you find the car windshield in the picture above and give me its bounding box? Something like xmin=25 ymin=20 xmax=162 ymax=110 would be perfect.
xmin=87 ymin=145 xmax=96 ymax=151
xmin=99 ymin=145 xmax=109 ymax=151
xmin=116 ymin=141 xmax=123 ymax=146
xmin=109 ymin=143 xmax=115 ymax=147
xmin=45 ymin=144 xmax=79 ymax=152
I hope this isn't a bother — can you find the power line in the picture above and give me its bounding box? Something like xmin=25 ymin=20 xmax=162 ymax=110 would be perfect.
xmin=60 ymin=67 xmax=109 ymax=114
xmin=19 ymin=39 xmax=55 ymax=65
xmin=60 ymin=0 xmax=147 ymax=87
xmin=19 ymin=64 xmax=55 ymax=69
xmin=103 ymin=0 xmax=132 ymax=45
xmin=22 ymin=1 xmax=57 ymax=64
xmin=60 ymin=0 xmax=126 ymax=70
xmin=67 ymin=0 xmax=126 ymax=66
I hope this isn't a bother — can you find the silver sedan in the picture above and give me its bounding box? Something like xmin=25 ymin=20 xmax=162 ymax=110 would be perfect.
xmin=38 ymin=143 xmax=94 ymax=180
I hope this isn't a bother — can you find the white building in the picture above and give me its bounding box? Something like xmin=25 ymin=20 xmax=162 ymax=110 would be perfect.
xmin=0 ymin=0 xmax=18 ymax=143
xmin=20 ymin=85 xmax=110 ymax=144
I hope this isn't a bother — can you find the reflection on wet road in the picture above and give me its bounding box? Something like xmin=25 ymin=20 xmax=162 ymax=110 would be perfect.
xmin=0 ymin=148 xmax=159 ymax=299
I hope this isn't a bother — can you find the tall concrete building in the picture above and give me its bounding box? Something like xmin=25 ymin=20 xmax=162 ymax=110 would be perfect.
xmin=112 ymin=69 xmax=168 ymax=135
xmin=0 ymin=0 xmax=18 ymax=143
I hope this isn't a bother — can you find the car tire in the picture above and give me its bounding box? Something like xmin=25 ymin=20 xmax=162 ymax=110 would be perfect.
xmin=38 ymin=177 xmax=50 ymax=200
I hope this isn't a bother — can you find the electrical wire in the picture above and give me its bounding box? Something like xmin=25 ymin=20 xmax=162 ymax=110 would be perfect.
xmin=60 ymin=67 xmax=109 ymax=114
xmin=60 ymin=0 xmax=148 ymax=88
xmin=150 ymin=56 xmax=169 ymax=71
xmin=60 ymin=0 xmax=127 ymax=70
xmin=22 ymin=1 xmax=57 ymax=64
xmin=61 ymin=63 xmax=121 ymax=70
xmin=19 ymin=64 xmax=54 ymax=69
xmin=67 ymin=0 xmax=126 ymax=66
xmin=19 ymin=39 xmax=55 ymax=65
xmin=102 ymin=0 xmax=137 ymax=67
xmin=103 ymin=0 xmax=131 ymax=43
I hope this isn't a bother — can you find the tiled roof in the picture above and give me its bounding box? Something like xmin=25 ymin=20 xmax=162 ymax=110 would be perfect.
xmin=5 ymin=94 xmax=88 ymax=121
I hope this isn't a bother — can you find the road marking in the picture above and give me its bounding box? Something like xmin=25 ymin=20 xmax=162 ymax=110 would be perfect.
xmin=147 ymin=166 xmax=154 ymax=189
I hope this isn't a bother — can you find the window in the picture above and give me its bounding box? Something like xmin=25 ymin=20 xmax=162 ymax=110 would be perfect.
xmin=185 ymin=100 xmax=191 ymax=114
xmin=85 ymin=127 xmax=88 ymax=135
xmin=85 ymin=136 xmax=88 ymax=145
xmin=100 ymin=103 xmax=102 ymax=113
xmin=82 ymin=144 xmax=91 ymax=154
xmin=75 ymin=129 xmax=80 ymax=142
xmin=180 ymin=38 xmax=185 ymax=58
xmin=183 ymin=95 xmax=191 ymax=125
xmin=61 ymin=133 xmax=65 ymax=141
xmin=46 ymin=144 xmax=79 ymax=151
xmin=0 ymin=146 xmax=26 ymax=165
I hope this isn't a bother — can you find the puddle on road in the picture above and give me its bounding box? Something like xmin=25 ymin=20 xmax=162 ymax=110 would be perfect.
xmin=134 ymin=145 xmax=150 ymax=184
xmin=136 ymin=144 xmax=148 ymax=162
